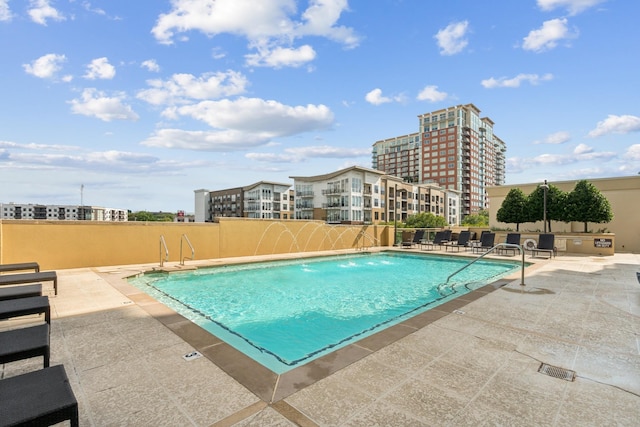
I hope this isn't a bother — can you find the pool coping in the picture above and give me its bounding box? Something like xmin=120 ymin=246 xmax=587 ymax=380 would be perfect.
xmin=97 ymin=250 xmax=529 ymax=403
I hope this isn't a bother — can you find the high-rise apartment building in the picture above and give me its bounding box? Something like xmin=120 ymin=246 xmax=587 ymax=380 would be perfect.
xmin=372 ymin=104 xmax=506 ymax=217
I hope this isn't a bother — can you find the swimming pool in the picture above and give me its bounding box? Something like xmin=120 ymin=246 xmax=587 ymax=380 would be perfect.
xmin=129 ymin=252 xmax=519 ymax=373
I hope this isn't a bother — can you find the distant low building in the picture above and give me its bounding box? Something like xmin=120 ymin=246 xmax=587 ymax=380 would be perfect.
xmin=194 ymin=181 xmax=293 ymax=222
xmin=0 ymin=203 xmax=128 ymax=221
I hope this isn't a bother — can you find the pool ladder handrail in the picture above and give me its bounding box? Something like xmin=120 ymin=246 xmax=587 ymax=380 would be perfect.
xmin=159 ymin=235 xmax=169 ymax=267
xmin=357 ymin=229 xmax=379 ymax=251
xmin=180 ymin=234 xmax=195 ymax=265
xmin=437 ymin=243 xmax=525 ymax=294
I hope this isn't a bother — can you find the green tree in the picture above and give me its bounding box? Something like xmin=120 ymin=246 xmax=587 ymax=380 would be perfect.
xmin=128 ymin=211 xmax=176 ymax=222
xmin=404 ymin=212 xmax=448 ymax=228
xmin=461 ymin=210 xmax=489 ymax=227
xmin=496 ymin=188 xmax=528 ymax=231
xmin=565 ymin=180 xmax=613 ymax=232
xmin=526 ymin=184 xmax=567 ymax=232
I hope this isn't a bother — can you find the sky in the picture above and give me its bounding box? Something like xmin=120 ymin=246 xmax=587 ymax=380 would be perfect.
xmin=1 ymin=0 xmax=639 ymax=213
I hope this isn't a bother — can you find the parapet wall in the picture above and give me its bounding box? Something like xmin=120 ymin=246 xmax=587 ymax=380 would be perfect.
xmin=0 ymin=218 xmax=393 ymax=270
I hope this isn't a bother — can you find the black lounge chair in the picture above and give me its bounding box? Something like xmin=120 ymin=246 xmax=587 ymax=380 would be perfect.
xmin=0 ymin=283 xmax=43 ymax=301
xmin=0 ymin=270 xmax=57 ymax=295
xmin=445 ymin=230 xmax=471 ymax=252
xmin=402 ymin=230 xmax=425 ymax=248
xmin=0 ymin=262 xmax=40 ymax=273
xmin=472 ymin=232 xmax=496 ymax=254
xmin=0 ymin=365 xmax=78 ymax=427
xmin=0 ymin=295 xmax=50 ymax=324
xmin=531 ymin=233 xmax=556 ymax=259
xmin=0 ymin=323 xmax=50 ymax=368
xmin=421 ymin=230 xmax=451 ymax=251
xmin=499 ymin=233 xmax=521 ymax=256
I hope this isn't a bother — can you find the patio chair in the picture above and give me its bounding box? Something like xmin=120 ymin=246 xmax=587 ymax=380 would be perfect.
xmin=0 ymin=283 xmax=43 ymax=301
xmin=499 ymin=233 xmax=521 ymax=256
xmin=421 ymin=230 xmax=450 ymax=251
xmin=531 ymin=233 xmax=556 ymax=259
xmin=401 ymin=229 xmax=425 ymax=248
xmin=0 ymin=270 xmax=57 ymax=295
xmin=0 ymin=323 xmax=50 ymax=368
xmin=444 ymin=230 xmax=471 ymax=252
xmin=472 ymin=232 xmax=496 ymax=254
xmin=0 ymin=262 xmax=40 ymax=273
xmin=0 ymin=295 xmax=50 ymax=324
xmin=0 ymin=365 xmax=79 ymax=427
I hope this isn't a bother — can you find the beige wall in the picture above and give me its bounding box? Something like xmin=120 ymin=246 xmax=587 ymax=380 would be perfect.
xmin=0 ymin=218 xmax=393 ymax=270
xmin=487 ymin=175 xmax=640 ymax=253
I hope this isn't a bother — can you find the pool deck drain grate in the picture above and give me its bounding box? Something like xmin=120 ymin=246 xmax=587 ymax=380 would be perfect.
xmin=538 ymin=363 xmax=576 ymax=381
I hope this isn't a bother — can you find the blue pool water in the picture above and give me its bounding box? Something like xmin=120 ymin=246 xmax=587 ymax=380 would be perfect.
xmin=129 ymin=252 xmax=519 ymax=373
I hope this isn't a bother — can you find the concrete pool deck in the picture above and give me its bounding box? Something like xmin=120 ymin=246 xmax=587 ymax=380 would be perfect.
xmin=1 ymin=249 xmax=639 ymax=426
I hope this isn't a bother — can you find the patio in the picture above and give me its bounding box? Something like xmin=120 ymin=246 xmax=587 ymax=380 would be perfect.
xmin=1 ymin=250 xmax=639 ymax=426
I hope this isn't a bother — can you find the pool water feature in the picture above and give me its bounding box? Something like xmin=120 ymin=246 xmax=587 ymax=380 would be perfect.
xmin=129 ymin=252 xmax=519 ymax=373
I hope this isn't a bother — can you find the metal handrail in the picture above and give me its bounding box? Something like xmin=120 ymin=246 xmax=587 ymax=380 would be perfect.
xmin=438 ymin=243 xmax=525 ymax=295
xmin=357 ymin=230 xmax=378 ymax=251
xmin=159 ymin=235 xmax=169 ymax=267
xmin=180 ymin=234 xmax=195 ymax=265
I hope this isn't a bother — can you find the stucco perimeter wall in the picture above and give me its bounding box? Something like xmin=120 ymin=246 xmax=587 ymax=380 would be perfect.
xmin=0 ymin=219 xmax=393 ymax=270
xmin=487 ymin=175 xmax=640 ymax=254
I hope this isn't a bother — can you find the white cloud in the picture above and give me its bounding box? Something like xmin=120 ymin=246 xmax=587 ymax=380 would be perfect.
xmin=507 ymin=146 xmax=617 ymax=173
xmin=416 ymin=85 xmax=448 ymax=102
xmin=84 ymin=57 xmax=116 ymax=80
xmin=573 ymin=143 xmax=592 ymax=155
xmin=69 ymin=88 xmax=139 ymax=122
xmin=141 ymin=59 xmax=160 ymax=72
xmin=365 ymin=88 xmax=391 ymax=106
xmin=537 ymin=0 xmax=606 ymax=15
xmin=23 ymin=53 xmax=66 ymax=79
xmin=141 ymin=129 xmax=272 ymax=151
xmin=143 ymin=97 xmax=334 ymax=151
xmin=434 ymin=21 xmax=469 ymax=56
xmin=246 ymin=145 xmax=369 ymax=163
xmin=481 ymin=73 xmax=553 ymax=88
xmin=173 ymin=97 xmax=333 ymax=134
xmin=522 ymin=18 xmax=575 ymax=52
xmin=534 ymin=131 xmax=571 ymax=144
xmin=588 ymin=114 xmax=640 ymax=137
xmin=151 ymin=0 xmax=359 ymax=68
xmin=625 ymin=144 xmax=640 ymax=161
xmin=137 ymin=71 xmax=249 ymax=106
xmin=1 ymin=0 xmax=12 ymax=21
xmin=245 ymin=44 xmax=316 ymax=68
xmin=28 ymin=0 xmax=65 ymax=25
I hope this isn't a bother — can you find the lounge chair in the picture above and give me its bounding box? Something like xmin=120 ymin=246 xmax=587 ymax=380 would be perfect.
xmin=499 ymin=233 xmax=521 ymax=256
xmin=0 ymin=270 xmax=57 ymax=295
xmin=444 ymin=230 xmax=471 ymax=252
xmin=401 ymin=230 xmax=425 ymax=248
xmin=472 ymin=232 xmax=496 ymax=254
xmin=0 ymin=262 xmax=40 ymax=273
xmin=531 ymin=233 xmax=556 ymax=259
xmin=0 ymin=323 xmax=50 ymax=368
xmin=0 ymin=295 xmax=50 ymax=324
xmin=0 ymin=283 xmax=43 ymax=301
xmin=0 ymin=365 xmax=78 ymax=427
xmin=421 ymin=230 xmax=451 ymax=251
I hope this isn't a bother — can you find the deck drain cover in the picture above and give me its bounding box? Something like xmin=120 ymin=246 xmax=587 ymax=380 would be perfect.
xmin=183 ymin=351 xmax=202 ymax=361
xmin=538 ymin=363 xmax=575 ymax=381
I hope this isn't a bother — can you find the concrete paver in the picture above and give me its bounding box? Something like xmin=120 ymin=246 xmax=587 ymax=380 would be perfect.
xmin=1 ymin=251 xmax=638 ymax=426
